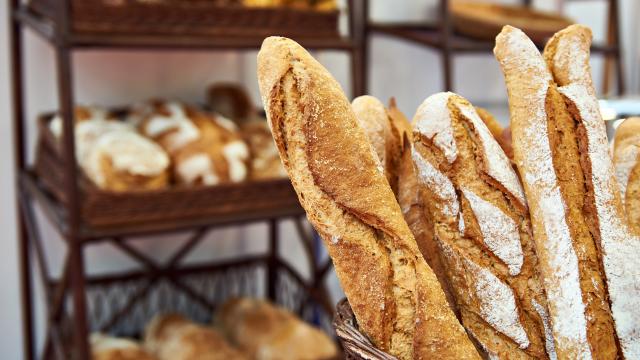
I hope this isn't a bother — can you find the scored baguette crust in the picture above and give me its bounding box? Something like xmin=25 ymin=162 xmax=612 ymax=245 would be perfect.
xmin=257 ymin=36 xmax=479 ymax=360
xmin=495 ymin=25 xmax=618 ymax=359
xmin=544 ymin=25 xmax=640 ymax=358
xmin=475 ymin=106 xmax=514 ymax=160
xmin=412 ymin=92 xmax=553 ymax=359
xmin=614 ymin=117 xmax=640 ymax=235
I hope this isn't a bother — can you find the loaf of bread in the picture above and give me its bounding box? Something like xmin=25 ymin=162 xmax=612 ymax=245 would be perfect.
xmin=216 ymin=298 xmax=338 ymax=360
xmin=496 ymin=24 xmax=640 ymax=358
xmin=614 ymin=117 xmax=640 ymax=234
xmin=91 ymin=333 xmax=157 ymax=360
xmin=411 ymin=92 xmax=553 ymax=359
xmin=257 ymin=36 xmax=479 ymax=359
xmin=144 ymin=314 xmax=246 ymax=360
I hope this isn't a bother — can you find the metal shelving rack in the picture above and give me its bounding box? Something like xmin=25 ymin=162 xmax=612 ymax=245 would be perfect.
xmin=9 ymin=1 xmax=367 ymax=359
xmin=363 ymin=0 xmax=625 ymax=95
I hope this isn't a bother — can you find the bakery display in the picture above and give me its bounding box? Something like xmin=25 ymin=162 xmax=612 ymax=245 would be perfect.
xmin=91 ymin=333 xmax=157 ymax=360
xmin=144 ymin=314 xmax=247 ymax=360
xmin=257 ymin=36 xmax=479 ymax=359
xmin=216 ymin=298 xmax=338 ymax=360
xmin=613 ymin=117 xmax=640 ymax=234
xmin=496 ymin=24 xmax=640 ymax=358
xmin=412 ymin=92 xmax=552 ymax=358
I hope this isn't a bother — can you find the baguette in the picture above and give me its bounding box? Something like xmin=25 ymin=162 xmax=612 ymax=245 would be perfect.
xmin=542 ymin=25 xmax=640 ymax=358
xmin=475 ymin=106 xmax=514 ymax=160
xmin=257 ymin=36 xmax=479 ymax=359
xmin=495 ymin=25 xmax=637 ymax=359
xmin=613 ymin=117 xmax=640 ymax=235
xmin=412 ymin=92 xmax=553 ymax=359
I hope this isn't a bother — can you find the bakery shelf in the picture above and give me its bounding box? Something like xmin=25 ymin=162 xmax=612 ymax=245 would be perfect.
xmin=368 ymin=22 xmax=619 ymax=54
xmin=10 ymin=0 xmax=366 ymax=358
xmin=20 ymin=169 xmax=304 ymax=241
xmin=14 ymin=6 xmax=356 ymax=51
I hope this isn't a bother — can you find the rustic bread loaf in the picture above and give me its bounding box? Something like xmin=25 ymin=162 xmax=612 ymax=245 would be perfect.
xmin=411 ymin=91 xmax=553 ymax=359
xmin=257 ymin=36 xmax=479 ymax=359
xmin=91 ymin=333 xmax=157 ymax=360
xmin=144 ymin=314 xmax=246 ymax=360
xmin=216 ymin=298 xmax=338 ymax=360
xmin=495 ymin=24 xmax=635 ymax=359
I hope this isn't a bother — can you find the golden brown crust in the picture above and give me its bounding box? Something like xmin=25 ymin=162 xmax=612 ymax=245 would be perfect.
xmin=257 ymin=36 xmax=478 ymax=360
xmin=91 ymin=334 xmax=157 ymax=360
xmin=412 ymin=92 xmax=550 ymax=359
xmin=495 ymin=25 xmax=621 ymax=359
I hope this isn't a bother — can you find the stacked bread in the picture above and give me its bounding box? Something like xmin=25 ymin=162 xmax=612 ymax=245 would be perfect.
xmin=257 ymin=26 xmax=640 ymax=359
xmin=48 ymin=98 xmax=290 ymax=192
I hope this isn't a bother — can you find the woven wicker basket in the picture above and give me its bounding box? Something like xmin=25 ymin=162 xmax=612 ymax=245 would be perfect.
xmin=334 ymin=299 xmax=397 ymax=360
xmin=29 ymin=0 xmax=339 ymax=38
xmin=451 ymin=1 xmax=573 ymax=43
xmin=34 ymin=112 xmax=302 ymax=228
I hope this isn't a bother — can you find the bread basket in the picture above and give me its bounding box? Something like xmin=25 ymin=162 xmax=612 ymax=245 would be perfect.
xmin=333 ymin=299 xmax=397 ymax=360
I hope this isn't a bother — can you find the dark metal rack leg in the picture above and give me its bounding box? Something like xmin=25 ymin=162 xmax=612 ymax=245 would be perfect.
xmin=55 ymin=42 xmax=91 ymax=360
xmin=9 ymin=0 xmax=35 ymax=358
xmin=440 ymin=0 xmax=453 ymax=91
xmin=267 ymin=219 xmax=279 ymax=301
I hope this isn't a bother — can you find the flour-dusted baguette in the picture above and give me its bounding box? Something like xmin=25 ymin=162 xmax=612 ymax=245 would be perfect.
xmin=542 ymin=25 xmax=640 ymax=358
xmin=495 ymin=25 xmax=623 ymax=359
xmin=412 ymin=92 xmax=553 ymax=359
xmin=257 ymin=36 xmax=479 ymax=360
xmin=614 ymin=117 xmax=640 ymax=235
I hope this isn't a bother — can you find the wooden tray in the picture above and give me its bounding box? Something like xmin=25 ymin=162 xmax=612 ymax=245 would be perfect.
xmin=29 ymin=0 xmax=339 ymax=39
xmin=34 ymin=113 xmax=302 ymax=228
xmin=450 ymin=1 xmax=573 ymax=43
xmin=334 ymin=298 xmax=396 ymax=360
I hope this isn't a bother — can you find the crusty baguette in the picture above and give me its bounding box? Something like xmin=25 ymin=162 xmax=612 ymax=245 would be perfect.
xmin=614 ymin=117 xmax=640 ymax=235
xmin=144 ymin=314 xmax=246 ymax=360
xmin=257 ymin=36 xmax=479 ymax=359
xmin=543 ymin=25 xmax=640 ymax=358
xmin=495 ymin=25 xmax=622 ymax=359
xmin=216 ymin=298 xmax=338 ymax=360
xmin=412 ymin=92 xmax=553 ymax=359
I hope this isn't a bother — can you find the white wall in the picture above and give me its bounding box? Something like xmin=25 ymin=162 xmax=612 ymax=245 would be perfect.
xmin=1 ymin=0 xmax=638 ymax=358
